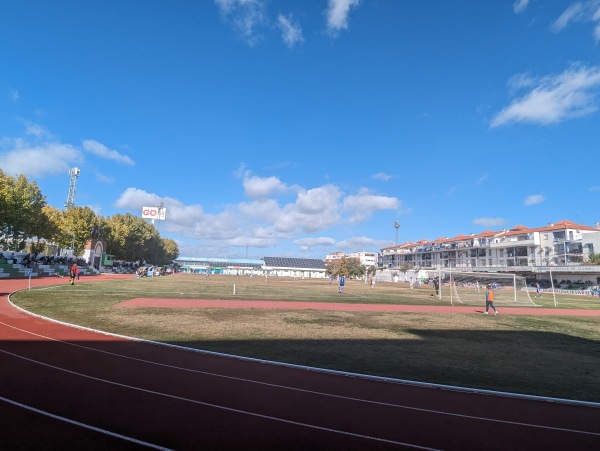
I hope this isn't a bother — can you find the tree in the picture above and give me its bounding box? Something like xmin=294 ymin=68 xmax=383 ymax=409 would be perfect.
xmin=0 ymin=172 xmax=47 ymax=251
xmin=158 ymin=238 xmax=179 ymax=265
xmin=326 ymin=257 xmax=365 ymax=279
xmin=345 ymin=258 xmax=366 ymax=279
xmin=105 ymin=213 xmax=159 ymax=262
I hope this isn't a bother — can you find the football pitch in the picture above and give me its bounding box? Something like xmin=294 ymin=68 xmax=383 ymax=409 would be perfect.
xmin=11 ymin=273 xmax=600 ymax=403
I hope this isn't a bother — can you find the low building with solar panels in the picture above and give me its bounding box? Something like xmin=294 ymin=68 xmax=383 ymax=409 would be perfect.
xmin=174 ymin=256 xmax=327 ymax=278
xmin=262 ymin=257 xmax=326 ymax=279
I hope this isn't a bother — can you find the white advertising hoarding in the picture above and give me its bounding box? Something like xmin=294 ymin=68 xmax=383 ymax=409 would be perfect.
xmin=142 ymin=206 xmax=166 ymax=220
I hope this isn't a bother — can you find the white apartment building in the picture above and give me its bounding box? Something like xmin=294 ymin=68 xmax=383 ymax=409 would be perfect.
xmin=379 ymin=220 xmax=600 ymax=274
xmin=325 ymin=251 xmax=378 ymax=268
xmin=345 ymin=251 xmax=378 ymax=268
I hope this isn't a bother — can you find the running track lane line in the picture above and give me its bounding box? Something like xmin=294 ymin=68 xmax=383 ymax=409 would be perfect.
xmin=2 ymin=320 xmax=599 ymax=439
xmin=0 ymin=395 xmax=172 ymax=450
xmin=0 ymin=348 xmax=438 ymax=451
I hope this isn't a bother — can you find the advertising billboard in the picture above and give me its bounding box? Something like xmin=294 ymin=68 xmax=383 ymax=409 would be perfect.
xmin=141 ymin=206 xmax=166 ymax=220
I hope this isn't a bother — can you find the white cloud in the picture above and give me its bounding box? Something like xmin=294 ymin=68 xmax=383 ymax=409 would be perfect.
xmin=473 ymin=217 xmax=507 ymax=228
xmin=524 ymin=194 xmax=545 ymax=205
xmin=0 ymin=139 xmax=81 ymax=177
xmin=335 ymin=236 xmax=390 ymax=251
xmin=294 ymin=236 xmax=337 ymax=247
xmin=343 ymin=188 xmax=399 ymax=223
xmin=95 ymin=172 xmax=115 ymax=184
xmin=552 ymin=1 xmax=600 ymax=42
xmin=243 ymin=174 xmax=289 ymax=199
xmin=215 ymin=0 xmax=267 ymax=47
xmin=23 ymin=121 xmax=51 ymax=138
xmin=277 ymin=13 xmax=304 ymax=48
xmin=490 ymin=63 xmax=600 ymax=127
xmin=82 ymin=139 xmax=134 ymax=165
xmin=371 ymin=172 xmax=392 ymax=181
xmin=476 ymin=173 xmax=489 ymax=186
xmin=326 ymin=0 xmax=360 ymax=35
xmin=114 ymin=177 xmax=400 ymax=257
xmin=10 ymin=89 xmax=19 ymax=103
xmin=552 ymin=3 xmax=583 ymax=31
xmin=513 ymin=0 xmax=529 ymax=14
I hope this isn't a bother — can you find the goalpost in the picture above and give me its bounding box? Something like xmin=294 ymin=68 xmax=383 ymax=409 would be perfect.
xmin=437 ymin=270 xmax=538 ymax=306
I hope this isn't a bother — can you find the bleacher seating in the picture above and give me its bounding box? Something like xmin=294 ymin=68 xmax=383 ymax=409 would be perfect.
xmin=0 ymin=251 xmax=100 ymax=279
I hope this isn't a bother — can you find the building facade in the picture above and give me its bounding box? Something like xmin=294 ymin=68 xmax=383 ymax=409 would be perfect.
xmin=379 ymin=220 xmax=600 ymax=273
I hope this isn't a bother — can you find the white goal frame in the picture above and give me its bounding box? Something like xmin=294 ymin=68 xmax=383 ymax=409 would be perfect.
xmin=433 ymin=270 xmax=538 ymax=306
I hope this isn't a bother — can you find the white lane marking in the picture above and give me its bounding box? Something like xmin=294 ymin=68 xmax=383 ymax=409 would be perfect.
xmin=0 ymin=348 xmax=437 ymax=450
xmin=1 ymin=320 xmax=600 ymax=438
xmin=0 ymin=394 xmax=172 ymax=450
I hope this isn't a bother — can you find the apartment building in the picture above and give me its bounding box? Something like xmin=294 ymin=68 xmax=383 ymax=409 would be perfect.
xmin=326 ymin=251 xmax=378 ymax=268
xmin=379 ymin=220 xmax=600 ymax=273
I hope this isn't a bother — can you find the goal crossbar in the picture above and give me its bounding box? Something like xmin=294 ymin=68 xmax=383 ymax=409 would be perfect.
xmin=436 ymin=271 xmax=538 ymax=306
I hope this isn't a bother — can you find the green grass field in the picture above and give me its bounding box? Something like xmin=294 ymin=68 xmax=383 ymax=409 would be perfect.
xmin=11 ymin=273 xmax=600 ymax=403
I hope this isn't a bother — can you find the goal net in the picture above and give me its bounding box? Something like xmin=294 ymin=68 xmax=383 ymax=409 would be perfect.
xmin=437 ymin=271 xmax=538 ymax=306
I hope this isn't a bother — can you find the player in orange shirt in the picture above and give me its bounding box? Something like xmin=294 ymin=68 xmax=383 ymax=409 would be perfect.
xmin=484 ymin=284 xmax=498 ymax=315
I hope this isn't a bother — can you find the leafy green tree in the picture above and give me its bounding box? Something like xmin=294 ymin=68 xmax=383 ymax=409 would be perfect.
xmin=0 ymin=172 xmax=47 ymax=251
xmin=327 ymin=257 xmax=365 ymax=278
xmin=105 ymin=213 xmax=159 ymax=262
xmin=56 ymin=207 xmax=100 ymax=255
xmin=158 ymin=238 xmax=179 ymax=265
xmin=345 ymin=258 xmax=366 ymax=279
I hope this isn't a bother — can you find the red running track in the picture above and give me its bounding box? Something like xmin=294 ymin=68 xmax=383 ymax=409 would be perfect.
xmin=1 ymin=276 xmax=600 ymax=450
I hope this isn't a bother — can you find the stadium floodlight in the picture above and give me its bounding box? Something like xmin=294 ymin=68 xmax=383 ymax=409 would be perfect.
xmin=394 ymin=221 xmax=400 ymax=245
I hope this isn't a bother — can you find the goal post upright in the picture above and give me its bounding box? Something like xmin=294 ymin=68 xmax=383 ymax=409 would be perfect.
xmin=440 ymin=270 xmax=539 ymax=306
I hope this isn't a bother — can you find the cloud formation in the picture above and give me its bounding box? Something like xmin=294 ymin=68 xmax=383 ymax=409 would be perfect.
xmin=371 ymin=172 xmax=392 ymax=181
xmin=490 ymin=63 xmax=600 ymax=127
xmin=0 ymin=139 xmax=81 ymax=177
xmin=512 ymin=0 xmax=529 ymax=14
xmin=326 ymin=0 xmax=361 ymax=34
xmin=473 ymin=217 xmax=507 ymax=228
xmin=277 ymin=13 xmax=304 ymax=48
xmin=215 ymin=0 xmax=267 ymax=47
xmin=114 ymin=176 xmax=400 ymax=256
xmin=524 ymin=194 xmax=545 ymax=206
xmin=343 ymin=189 xmax=399 ymax=223
xmin=552 ymin=1 xmax=600 ymax=42
xmin=82 ymin=139 xmax=134 ymax=165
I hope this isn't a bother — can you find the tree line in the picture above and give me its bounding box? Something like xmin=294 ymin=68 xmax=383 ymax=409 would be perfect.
xmin=0 ymin=170 xmax=178 ymax=265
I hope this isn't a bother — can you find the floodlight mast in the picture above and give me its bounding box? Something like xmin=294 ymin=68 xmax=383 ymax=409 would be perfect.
xmin=394 ymin=221 xmax=400 ymax=245
xmin=64 ymin=167 xmax=80 ymax=209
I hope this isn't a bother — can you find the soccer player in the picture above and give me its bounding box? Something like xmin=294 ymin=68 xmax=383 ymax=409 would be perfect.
xmin=484 ymin=284 xmax=498 ymax=315
xmin=69 ymin=263 xmax=77 ymax=286
xmin=338 ymin=275 xmax=345 ymax=293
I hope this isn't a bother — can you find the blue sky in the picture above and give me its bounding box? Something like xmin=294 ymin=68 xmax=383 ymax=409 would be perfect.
xmin=1 ymin=0 xmax=599 ymax=260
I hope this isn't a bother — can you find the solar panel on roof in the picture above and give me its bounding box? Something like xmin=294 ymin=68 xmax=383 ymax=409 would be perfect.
xmin=263 ymin=257 xmax=325 ymax=269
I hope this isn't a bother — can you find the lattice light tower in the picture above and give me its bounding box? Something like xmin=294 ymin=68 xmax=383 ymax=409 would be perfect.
xmin=64 ymin=167 xmax=81 ymax=209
